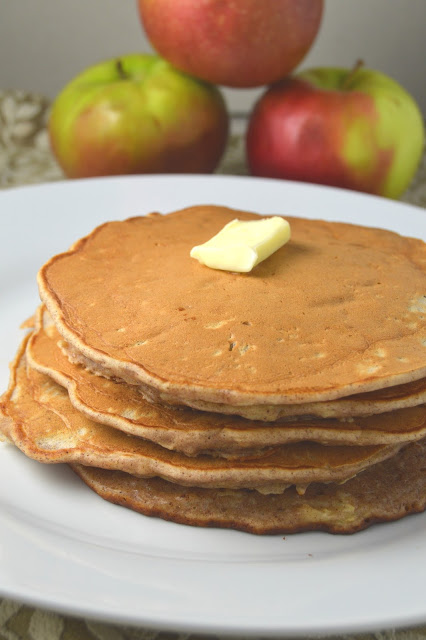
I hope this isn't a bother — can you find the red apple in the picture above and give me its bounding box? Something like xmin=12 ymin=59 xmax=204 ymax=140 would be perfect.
xmin=246 ymin=65 xmax=425 ymax=198
xmin=49 ymin=54 xmax=229 ymax=178
xmin=137 ymin=0 xmax=324 ymax=88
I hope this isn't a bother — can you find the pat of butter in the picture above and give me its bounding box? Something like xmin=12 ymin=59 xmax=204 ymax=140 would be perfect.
xmin=190 ymin=217 xmax=291 ymax=273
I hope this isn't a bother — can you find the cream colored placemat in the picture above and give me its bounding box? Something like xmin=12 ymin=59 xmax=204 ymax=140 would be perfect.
xmin=2 ymin=598 xmax=426 ymax=640
xmin=1 ymin=89 xmax=426 ymax=640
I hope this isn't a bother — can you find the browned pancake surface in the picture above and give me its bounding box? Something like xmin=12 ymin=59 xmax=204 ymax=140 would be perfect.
xmin=71 ymin=438 xmax=426 ymax=535
xmin=38 ymin=206 xmax=426 ymax=406
xmin=0 ymin=337 xmax=402 ymax=493
xmin=27 ymin=307 xmax=426 ymax=453
xmin=181 ymin=376 xmax=426 ymax=420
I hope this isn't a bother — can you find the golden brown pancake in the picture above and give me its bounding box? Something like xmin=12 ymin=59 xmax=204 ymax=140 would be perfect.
xmin=71 ymin=438 xmax=426 ymax=535
xmin=31 ymin=297 xmax=424 ymax=421
xmin=0 ymin=336 xmax=403 ymax=494
xmin=26 ymin=307 xmax=426 ymax=454
xmin=3 ymin=205 xmax=426 ymax=536
xmin=171 ymin=377 xmax=426 ymax=421
xmin=38 ymin=206 xmax=426 ymax=410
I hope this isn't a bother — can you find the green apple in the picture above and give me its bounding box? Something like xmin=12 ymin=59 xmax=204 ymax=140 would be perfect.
xmin=49 ymin=54 xmax=229 ymax=178
xmin=247 ymin=64 xmax=425 ymax=198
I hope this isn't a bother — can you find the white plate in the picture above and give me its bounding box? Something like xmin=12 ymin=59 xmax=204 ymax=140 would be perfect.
xmin=1 ymin=175 xmax=425 ymax=637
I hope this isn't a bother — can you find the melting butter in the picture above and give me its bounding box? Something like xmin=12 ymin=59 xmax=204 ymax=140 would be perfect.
xmin=190 ymin=217 xmax=291 ymax=273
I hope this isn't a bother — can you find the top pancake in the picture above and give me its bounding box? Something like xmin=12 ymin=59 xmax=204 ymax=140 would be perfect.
xmin=38 ymin=205 xmax=426 ymax=407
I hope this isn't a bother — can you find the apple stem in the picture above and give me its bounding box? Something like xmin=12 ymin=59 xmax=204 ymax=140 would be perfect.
xmin=116 ymin=58 xmax=127 ymax=80
xmin=341 ymin=59 xmax=364 ymax=89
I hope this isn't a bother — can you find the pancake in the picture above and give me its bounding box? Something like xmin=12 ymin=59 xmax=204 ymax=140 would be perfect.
xmin=0 ymin=336 xmax=403 ymax=494
xmin=169 ymin=377 xmax=426 ymax=421
xmin=38 ymin=206 xmax=426 ymax=410
xmin=3 ymin=204 xmax=426 ymax=536
xmin=27 ymin=307 xmax=426 ymax=454
xmin=71 ymin=438 xmax=426 ymax=535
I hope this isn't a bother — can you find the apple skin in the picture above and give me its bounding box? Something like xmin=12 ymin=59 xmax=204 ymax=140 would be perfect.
xmin=48 ymin=54 xmax=229 ymax=178
xmin=137 ymin=0 xmax=324 ymax=88
xmin=246 ymin=66 xmax=425 ymax=199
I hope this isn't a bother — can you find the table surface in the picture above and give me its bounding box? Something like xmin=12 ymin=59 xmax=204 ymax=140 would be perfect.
xmin=1 ymin=89 xmax=426 ymax=640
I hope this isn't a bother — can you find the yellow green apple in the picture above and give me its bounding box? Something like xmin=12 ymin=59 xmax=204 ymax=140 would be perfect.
xmin=246 ymin=64 xmax=425 ymax=198
xmin=49 ymin=54 xmax=229 ymax=178
xmin=137 ymin=0 xmax=324 ymax=88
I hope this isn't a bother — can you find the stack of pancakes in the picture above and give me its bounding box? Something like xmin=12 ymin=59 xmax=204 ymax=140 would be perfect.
xmin=1 ymin=205 xmax=426 ymax=534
